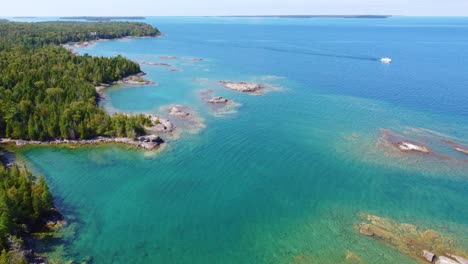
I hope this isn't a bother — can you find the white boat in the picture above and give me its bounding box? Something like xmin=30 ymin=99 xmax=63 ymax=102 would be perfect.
xmin=380 ymin=57 xmax=392 ymax=64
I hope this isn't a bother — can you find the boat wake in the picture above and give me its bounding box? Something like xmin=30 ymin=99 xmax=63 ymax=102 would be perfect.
xmin=173 ymin=39 xmax=383 ymax=62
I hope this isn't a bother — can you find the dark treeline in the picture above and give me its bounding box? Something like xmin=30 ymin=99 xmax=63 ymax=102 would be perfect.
xmin=60 ymin=16 xmax=146 ymax=22
xmin=0 ymin=21 xmax=159 ymax=49
xmin=0 ymin=21 xmax=159 ymax=140
xmin=0 ymin=164 xmax=53 ymax=263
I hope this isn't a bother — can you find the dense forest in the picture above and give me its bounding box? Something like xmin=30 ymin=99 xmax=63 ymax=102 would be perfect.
xmin=0 ymin=21 xmax=158 ymax=49
xmin=0 ymin=21 xmax=160 ymax=140
xmin=0 ymin=164 xmax=53 ymax=264
xmin=0 ymin=21 xmax=160 ymax=263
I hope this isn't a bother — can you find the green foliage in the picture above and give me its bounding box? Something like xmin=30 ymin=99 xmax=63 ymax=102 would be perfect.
xmin=0 ymin=21 xmax=159 ymax=50
xmin=0 ymin=21 xmax=158 ymax=140
xmin=0 ymin=165 xmax=53 ymax=261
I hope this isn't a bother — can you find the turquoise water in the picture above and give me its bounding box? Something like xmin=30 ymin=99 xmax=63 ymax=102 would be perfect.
xmin=19 ymin=17 xmax=468 ymax=263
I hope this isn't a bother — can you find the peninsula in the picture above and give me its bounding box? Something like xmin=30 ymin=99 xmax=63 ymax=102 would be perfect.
xmin=0 ymin=21 xmax=161 ymax=147
xmin=0 ymin=20 xmax=161 ymax=263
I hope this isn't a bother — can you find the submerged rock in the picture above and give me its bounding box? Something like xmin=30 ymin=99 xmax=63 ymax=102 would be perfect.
xmin=289 ymin=254 xmax=316 ymax=264
xmin=168 ymin=105 xmax=192 ymax=118
xmin=140 ymin=61 xmax=172 ymax=67
xmin=357 ymin=214 xmax=468 ymax=263
xmin=159 ymin=55 xmax=177 ymax=59
xmin=345 ymin=250 xmax=363 ymax=264
xmin=159 ymin=105 xmax=206 ymax=136
xmin=454 ymin=147 xmax=468 ymax=155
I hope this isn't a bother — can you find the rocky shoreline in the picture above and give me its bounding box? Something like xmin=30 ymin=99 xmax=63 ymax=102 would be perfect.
xmin=95 ymin=72 xmax=154 ymax=100
xmin=113 ymin=72 xmax=154 ymax=85
xmin=0 ymin=135 xmax=164 ymax=151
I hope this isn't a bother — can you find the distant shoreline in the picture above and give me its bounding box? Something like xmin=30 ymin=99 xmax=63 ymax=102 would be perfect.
xmin=217 ymin=15 xmax=391 ymax=19
xmin=60 ymin=16 xmax=146 ymax=21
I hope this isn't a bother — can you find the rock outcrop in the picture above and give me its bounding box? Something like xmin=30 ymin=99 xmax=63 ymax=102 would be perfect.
xmin=357 ymin=214 xmax=468 ymax=264
xmin=207 ymin=96 xmax=229 ymax=104
xmin=219 ymin=81 xmax=264 ymax=94
xmin=137 ymin=135 xmax=164 ymax=150
xmin=423 ymin=250 xmax=436 ymax=262
xmin=397 ymin=142 xmax=431 ymax=153
xmin=0 ymin=136 xmax=163 ymax=151
xmin=114 ymin=72 xmax=154 ymax=85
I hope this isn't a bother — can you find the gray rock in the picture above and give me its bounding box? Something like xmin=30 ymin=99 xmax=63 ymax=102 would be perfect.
xmin=137 ymin=135 xmax=164 ymax=144
xmin=423 ymin=250 xmax=435 ymax=262
xmin=448 ymin=254 xmax=468 ymax=264
xmin=208 ymin=96 xmax=228 ymax=104
xmin=153 ymin=119 xmax=175 ymax=133
xmin=436 ymin=256 xmax=460 ymax=264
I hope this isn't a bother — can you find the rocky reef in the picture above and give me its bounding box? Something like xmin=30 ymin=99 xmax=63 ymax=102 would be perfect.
xmin=159 ymin=55 xmax=177 ymax=59
xmin=377 ymin=128 xmax=468 ymax=171
xmin=160 ymin=105 xmax=206 ymax=135
xmin=139 ymin=61 xmax=172 ymax=67
xmin=219 ymin=81 xmax=265 ymax=94
xmin=218 ymin=79 xmax=283 ymax=95
xmin=207 ymin=96 xmax=229 ymax=104
xmin=381 ymin=129 xmax=431 ymax=154
xmin=357 ymin=213 xmax=468 ymax=263
xmin=198 ymin=89 xmax=241 ymax=116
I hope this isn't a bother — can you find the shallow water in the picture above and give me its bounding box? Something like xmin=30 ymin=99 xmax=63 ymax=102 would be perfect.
xmin=18 ymin=17 xmax=468 ymax=263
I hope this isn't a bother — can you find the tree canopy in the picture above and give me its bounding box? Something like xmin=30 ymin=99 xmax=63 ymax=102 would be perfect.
xmin=0 ymin=21 xmax=159 ymax=140
xmin=0 ymin=164 xmax=53 ymax=264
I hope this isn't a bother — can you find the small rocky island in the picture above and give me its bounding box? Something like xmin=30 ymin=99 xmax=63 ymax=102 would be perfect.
xmin=381 ymin=129 xmax=432 ymax=154
xmin=198 ymin=89 xmax=241 ymax=116
xmin=396 ymin=141 xmax=431 ymax=154
xmin=219 ymin=81 xmax=265 ymax=94
xmin=207 ymin=96 xmax=229 ymax=104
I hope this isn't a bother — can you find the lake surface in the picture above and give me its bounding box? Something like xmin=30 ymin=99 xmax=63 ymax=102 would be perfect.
xmin=17 ymin=17 xmax=468 ymax=263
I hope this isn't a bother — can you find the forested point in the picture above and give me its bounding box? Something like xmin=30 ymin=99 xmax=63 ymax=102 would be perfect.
xmin=0 ymin=164 xmax=54 ymax=263
xmin=0 ymin=21 xmax=161 ymax=263
xmin=0 ymin=21 xmax=160 ymax=141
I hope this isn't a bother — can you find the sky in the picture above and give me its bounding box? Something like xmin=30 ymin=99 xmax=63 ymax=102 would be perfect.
xmin=1 ymin=0 xmax=468 ymax=17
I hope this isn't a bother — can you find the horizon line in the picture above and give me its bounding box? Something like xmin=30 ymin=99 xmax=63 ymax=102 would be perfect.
xmin=4 ymin=14 xmax=468 ymax=18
